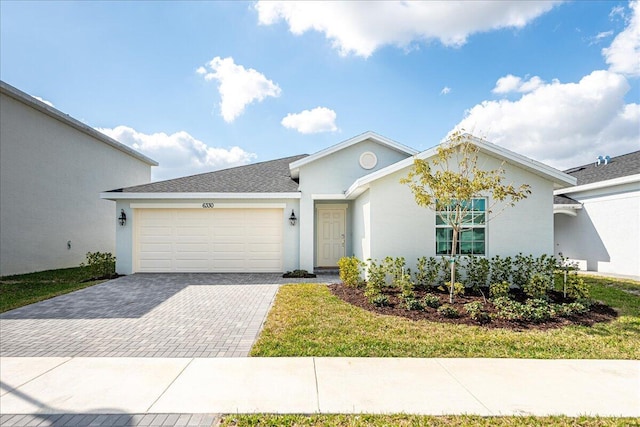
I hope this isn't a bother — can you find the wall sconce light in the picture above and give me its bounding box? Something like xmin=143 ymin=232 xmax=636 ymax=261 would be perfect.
xmin=118 ymin=209 xmax=127 ymax=226
xmin=289 ymin=209 xmax=297 ymax=226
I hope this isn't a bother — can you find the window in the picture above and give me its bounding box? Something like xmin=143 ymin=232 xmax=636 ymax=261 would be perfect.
xmin=435 ymin=198 xmax=486 ymax=255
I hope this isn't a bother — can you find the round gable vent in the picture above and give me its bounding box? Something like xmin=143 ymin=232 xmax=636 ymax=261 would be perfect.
xmin=359 ymin=151 xmax=378 ymax=170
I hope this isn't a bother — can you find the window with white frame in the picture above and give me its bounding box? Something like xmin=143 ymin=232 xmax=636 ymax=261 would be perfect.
xmin=435 ymin=198 xmax=486 ymax=256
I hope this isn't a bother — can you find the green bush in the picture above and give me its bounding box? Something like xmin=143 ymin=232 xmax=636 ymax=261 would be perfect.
xmin=512 ymin=253 xmax=534 ymax=289
xmin=464 ymin=255 xmax=490 ymax=291
xmin=371 ymin=294 xmax=390 ymax=307
xmin=437 ymin=304 xmax=459 ymax=318
xmin=489 ymin=281 xmax=510 ymax=299
xmin=414 ymin=256 xmax=439 ymax=289
xmin=338 ymin=256 xmax=364 ymax=288
xmin=405 ymin=297 xmax=424 ymax=311
xmin=494 ymin=297 xmax=555 ymax=323
xmin=493 ymin=296 xmax=521 ymax=321
xmin=524 ymin=273 xmax=551 ymax=299
xmin=384 ymin=256 xmax=406 ymax=286
xmin=365 ymin=259 xmax=386 ymax=303
xmin=447 ymin=281 xmax=465 ymax=296
xmin=81 ymin=252 xmax=116 ymax=279
xmin=489 ymin=255 xmax=512 ymax=285
xmin=555 ymin=302 xmax=589 ymax=317
xmin=422 ymin=293 xmax=441 ymax=309
xmin=464 ymin=301 xmax=491 ymax=324
xmin=566 ymin=274 xmax=590 ymax=299
xmin=396 ymin=273 xmax=416 ymax=300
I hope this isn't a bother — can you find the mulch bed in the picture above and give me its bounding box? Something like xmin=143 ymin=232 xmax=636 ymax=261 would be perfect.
xmin=328 ymin=283 xmax=618 ymax=330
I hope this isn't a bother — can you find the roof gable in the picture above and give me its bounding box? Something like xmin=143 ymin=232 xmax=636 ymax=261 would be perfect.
xmin=289 ymin=131 xmax=418 ymax=179
xmin=108 ymin=154 xmax=307 ymax=194
xmin=346 ymin=133 xmax=576 ymax=198
xmin=1 ymin=80 xmax=158 ymax=167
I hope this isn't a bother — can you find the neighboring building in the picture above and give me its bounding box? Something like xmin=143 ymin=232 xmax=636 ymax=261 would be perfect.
xmin=102 ymin=131 xmax=575 ymax=275
xmin=0 ymin=81 xmax=157 ymax=276
xmin=554 ymin=151 xmax=640 ymax=277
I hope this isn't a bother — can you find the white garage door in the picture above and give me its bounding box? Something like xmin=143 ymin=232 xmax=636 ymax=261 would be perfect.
xmin=134 ymin=208 xmax=283 ymax=272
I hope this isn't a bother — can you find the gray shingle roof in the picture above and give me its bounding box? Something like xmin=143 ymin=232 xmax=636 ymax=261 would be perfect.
xmin=554 ymin=194 xmax=580 ymax=205
xmin=563 ymin=150 xmax=640 ymax=186
xmin=111 ymin=154 xmax=308 ymax=193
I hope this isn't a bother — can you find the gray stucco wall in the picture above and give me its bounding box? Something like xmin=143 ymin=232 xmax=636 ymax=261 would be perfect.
xmin=362 ymin=152 xmax=555 ymax=272
xmin=0 ymin=93 xmax=151 ymax=276
xmin=554 ymin=181 xmax=639 ymax=277
xmin=296 ymin=138 xmax=412 ymax=271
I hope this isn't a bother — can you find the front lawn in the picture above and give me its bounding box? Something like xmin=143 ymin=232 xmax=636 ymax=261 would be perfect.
xmin=250 ymin=278 xmax=640 ymax=359
xmin=0 ymin=267 xmax=106 ymax=312
xmin=221 ymin=414 xmax=636 ymax=427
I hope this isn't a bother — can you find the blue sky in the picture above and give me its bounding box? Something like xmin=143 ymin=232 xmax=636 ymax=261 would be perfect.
xmin=1 ymin=1 xmax=638 ymax=181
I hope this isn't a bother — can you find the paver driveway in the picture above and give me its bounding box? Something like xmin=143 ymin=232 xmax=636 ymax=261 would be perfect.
xmin=0 ymin=273 xmax=336 ymax=358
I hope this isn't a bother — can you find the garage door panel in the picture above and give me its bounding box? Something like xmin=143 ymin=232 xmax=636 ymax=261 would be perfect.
xmin=135 ymin=208 xmax=283 ymax=272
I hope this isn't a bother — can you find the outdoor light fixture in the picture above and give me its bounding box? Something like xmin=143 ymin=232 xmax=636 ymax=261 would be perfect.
xmin=118 ymin=209 xmax=127 ymax=226
xmin=289 ymin=209 xmax=297 ymax=226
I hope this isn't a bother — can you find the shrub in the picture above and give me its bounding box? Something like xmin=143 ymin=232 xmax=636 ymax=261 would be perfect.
xmin=81 ymin=252 xmax=116 ymax=279
xmin=441 ymin=257 xmax=461 ymax=284
xmin=489 ymin=281 xmax=510 ymax=299
xmin=437 ymin=304 xmax=460 ymax=318
xmin=512 ymin=253 xmax=534 ymax=289
xmin=524 ymin=273 xmax=551 ymax=299
xmin=405 ymin=298 xmax=424 ymax=311
xmin=566 ymin=274 xmax=590 ymax=299
xmin=464 ymin=255 xmax=490 ymax=291
xmin=447 ymin=282 xmax=465 ymax=296
xmin=384 ymin=256 xmax=406 ymax=286
xmin=522 ymin=298 xmax=554 ymax=323
xmin=555 ymin=302 xmax=588 ymax=317
xmin=493 ymin=296 xmax=522 ymax=321
xmin=365 ymin=259 xmax=387 ymax=302
xmin=464 ymin=301 xmax=491 ymax=324
xmin=283 ymin=269 xmax=316 ymax=278
xmin=396 ymin=273 xmax=416 ymax=301
xmin=414 ymin=256 xmax=439 ymax=289
xmin=371 ymin=294 xmax=390 ymax=307
xmin=423 ymin=293 xmax=441 ymax=309
xmin=338 ymin=256 xmax=364 ymax=288
xmin=489 ymin=255 xmax=512 ymax=285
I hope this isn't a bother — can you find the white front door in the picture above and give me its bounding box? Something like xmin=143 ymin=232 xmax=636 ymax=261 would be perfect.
xmin=316 ymin=208 xmax=346 ymax=267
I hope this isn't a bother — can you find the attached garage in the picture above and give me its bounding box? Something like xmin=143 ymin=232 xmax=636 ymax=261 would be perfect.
xmin=134 ymin=208 xmax=283 ymax=273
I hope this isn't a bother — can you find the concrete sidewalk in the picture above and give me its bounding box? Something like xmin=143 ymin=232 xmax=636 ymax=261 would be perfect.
xmin=1 ymin=357 xmax=638 ymax=417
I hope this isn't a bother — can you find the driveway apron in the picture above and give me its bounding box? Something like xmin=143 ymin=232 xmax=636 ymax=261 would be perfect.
xmin=0 ymin=273 xmax=336 ymax=358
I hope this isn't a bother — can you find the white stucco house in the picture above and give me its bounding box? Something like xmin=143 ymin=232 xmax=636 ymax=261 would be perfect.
xmin=0 ymin=81 xmax=157 ymax=276
xmin=554 ymin=151 xmax=640 ymax=277
xmin=101 ymin=131 xmax=576 ymax=275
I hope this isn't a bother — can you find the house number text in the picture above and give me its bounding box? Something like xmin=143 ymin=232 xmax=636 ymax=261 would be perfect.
xmin=202 ymin=203 xmax=215 ymax=208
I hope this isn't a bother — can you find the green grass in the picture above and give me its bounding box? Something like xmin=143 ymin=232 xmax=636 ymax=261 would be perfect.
xmin=250 ymin=278 xmax=640 ymax=359
xmin=220 ymin=414 xmax=638 ymax=427
xmin=0 ymin=267 xmax=105 ymax=312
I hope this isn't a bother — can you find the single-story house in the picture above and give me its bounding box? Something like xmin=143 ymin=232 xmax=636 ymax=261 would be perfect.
xmin=0 ymin=81 xmax=157 ymax=276
xmin=554 ymin=151 xmax=640 ymax=277
xmin=102 ymin=131 xmax=576 ymax=275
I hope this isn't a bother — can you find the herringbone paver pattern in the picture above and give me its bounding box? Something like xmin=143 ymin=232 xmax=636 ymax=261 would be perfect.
xmin=0 ymin=413 xmax=220 ymax=426
xmin=0 ymin=273 xmax=339 ymax=358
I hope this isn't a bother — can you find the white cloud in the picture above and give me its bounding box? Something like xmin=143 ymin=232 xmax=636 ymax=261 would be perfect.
xmin=590 ymin=30 xmax=614 ymax=45
xmin=602 ymin=1 xmax=640 ymax=77
xmin=493 ymin=74 xmax=545 ymax=94
xmin=32 ymin=96 xmax=54 ymax=107
xmin=440 ymin=86 xmax=451 ymax=95
xmin=198 ymin=56 xmax=281 ymax=122
xmin=256 ymin=1 xmax=560 ymax=57
xmin=281 ymin=107 xmax=338 ymax=134
xmin=455 ymin=70 xmax=640 ymax=169
xmin=97 ymin=125 xmax=257 ymax=181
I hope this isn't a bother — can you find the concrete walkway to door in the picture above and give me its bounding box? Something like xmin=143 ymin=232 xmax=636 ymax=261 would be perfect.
xmin=0 ymin=273 xmax=339 ymax=358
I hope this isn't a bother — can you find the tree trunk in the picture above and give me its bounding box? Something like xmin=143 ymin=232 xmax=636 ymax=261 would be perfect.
xmin=449 ymin=227 xmax=458 ymax=304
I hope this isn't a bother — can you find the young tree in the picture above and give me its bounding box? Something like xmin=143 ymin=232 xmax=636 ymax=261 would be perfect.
xmin=400 ymin=131 xmax=532 ymax=303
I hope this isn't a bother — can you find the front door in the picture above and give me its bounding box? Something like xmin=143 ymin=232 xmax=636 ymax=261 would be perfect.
xmin=316 ymin=208 xmax=346 ymax=267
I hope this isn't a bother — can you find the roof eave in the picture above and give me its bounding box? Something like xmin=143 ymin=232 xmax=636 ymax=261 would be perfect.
xmin=555 ymin=173 xmax=640 ymax=195
xmin=100 ymin=192 xmax=302 ymax=201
